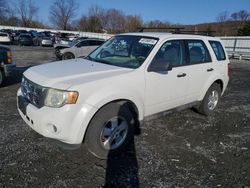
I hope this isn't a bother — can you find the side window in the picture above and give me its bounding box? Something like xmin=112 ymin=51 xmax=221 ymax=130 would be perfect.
xmin=187 ymin=40 xmax=211 ymax=64
xmin=209 ymin=41 xmax=226 ymax=61
xmin=76 ymin=41 xmax=89 ymax=47
xmin=90 ymin=40 xmax=104 ymax=46
xmin=151 ymin=40 xmax=185 ymax=68
xmin=89 ymin=40 xmax=97 ymax=46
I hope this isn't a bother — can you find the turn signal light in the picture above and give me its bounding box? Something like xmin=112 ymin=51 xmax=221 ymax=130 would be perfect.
xmin=67 ymin=91 xmax=79 ymax=104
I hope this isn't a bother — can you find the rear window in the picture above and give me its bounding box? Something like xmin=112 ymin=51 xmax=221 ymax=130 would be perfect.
xmin=209 ymin=41 xmax=226 ymax=61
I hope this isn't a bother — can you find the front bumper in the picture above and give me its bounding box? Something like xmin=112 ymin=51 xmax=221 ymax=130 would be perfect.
xmin=17 ymin=88 xmax=98 ymax=145
xmin=2 ymin=62 xmax=16 ymax=77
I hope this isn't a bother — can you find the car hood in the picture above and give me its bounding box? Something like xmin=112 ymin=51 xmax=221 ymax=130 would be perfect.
xmin=23 ymin=58 xmax=133 ymax=90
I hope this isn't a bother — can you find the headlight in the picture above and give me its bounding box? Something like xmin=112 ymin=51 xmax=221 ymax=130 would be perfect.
xmin=44 ymin=88 xmax=78 ymax=108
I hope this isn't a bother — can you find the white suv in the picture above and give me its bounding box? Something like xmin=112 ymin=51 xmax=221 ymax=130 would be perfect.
xmin=17 ymin=33 xmax=229 ymax=158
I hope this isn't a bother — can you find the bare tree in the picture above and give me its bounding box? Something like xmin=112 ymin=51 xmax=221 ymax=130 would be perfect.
xmin=87 ymin=5 xmax=105 ymax=32
xmin=238 ymin=10 xmax=249 ymax=21
xmin=216 ymin=11 xmax=230 ymax=36
xmin=125 ymin=15 xmax=143 ymax=32
xmin=17 ymin=0 xmax=38 ymax=27
xmin=216 ymin=11 xmax=230 ymax=23
xmin=231 ymin=12 xmax=239 ymax=21
xmin=49 ymin=0 xmax=78 ymax=30
xmin=104 ymin=9 xmax=126 ymax=33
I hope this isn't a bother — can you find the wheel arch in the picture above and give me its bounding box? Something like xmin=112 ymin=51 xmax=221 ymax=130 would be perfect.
xmin=62 ymin=51 xmax=75 ymax=59
xmin=82 ymin=98 xmax=141 ymax=143
xmin=199 ymin=77 xmax=224 ymax=101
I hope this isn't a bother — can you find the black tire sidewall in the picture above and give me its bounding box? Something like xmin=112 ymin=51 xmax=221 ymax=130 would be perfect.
xmin=0 ymin=71 xmax=3 ymax=86
xmin=63 ymin=52 xmax=74 ymax=60
xmin=199 ymin=83 xmax=221 ymax=115
xmin=85 ymin=103 xmax=134 ymax=159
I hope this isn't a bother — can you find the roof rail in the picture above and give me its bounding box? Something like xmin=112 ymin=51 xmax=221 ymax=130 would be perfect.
xmin=138 ymin=27 xmax=185 ymax=32
xmin=174 ymin=30 xmax=216 ymax=36
xmin=138 ymin=27 xmax=216 ymax=36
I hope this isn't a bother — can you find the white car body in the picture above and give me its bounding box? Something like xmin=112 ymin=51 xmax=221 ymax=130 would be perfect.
xmin=41 ymin=37 xmax=53 ymax=46
xmin=17 ymin=33 xmax=229 ymax=146
xmin=60 ymin=39 xmax=104 ymax=58
xmin=0 ymin=32 xmax=11 ymax=43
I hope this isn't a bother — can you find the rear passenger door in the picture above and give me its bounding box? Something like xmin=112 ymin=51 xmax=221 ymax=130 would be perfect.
xmin=183 ymin=39 xmax=214 ymax=102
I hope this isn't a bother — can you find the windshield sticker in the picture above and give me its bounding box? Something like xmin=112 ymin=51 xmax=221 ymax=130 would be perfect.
xmin=139 ymin=38 xmax=157 ymax=45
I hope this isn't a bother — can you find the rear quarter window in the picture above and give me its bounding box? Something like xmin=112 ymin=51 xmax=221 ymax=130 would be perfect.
xmin=209 ymin=41 xmax=226 ymax=61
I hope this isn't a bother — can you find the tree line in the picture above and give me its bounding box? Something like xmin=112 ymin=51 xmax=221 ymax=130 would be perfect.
xmin=0 ymin=0 xmax=249 ymax=36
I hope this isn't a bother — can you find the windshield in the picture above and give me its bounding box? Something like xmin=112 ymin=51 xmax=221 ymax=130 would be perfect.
xmin=87 ymin=35 xmax=158 ymax=69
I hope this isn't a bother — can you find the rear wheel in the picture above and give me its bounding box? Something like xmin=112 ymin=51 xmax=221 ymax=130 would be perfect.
xmin=85 ymin=103 xmax=134 ymax=159
xmin=62 ymin=52 xmax=75 ymax=60
xmin=198 ymin=83 xmax=221 ymax=115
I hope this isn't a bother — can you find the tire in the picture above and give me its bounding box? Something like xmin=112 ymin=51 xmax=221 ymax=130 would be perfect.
xmin=198 ymin=83 xmax=221 ymax=116
xmin=85 ymin=103 xmax=134 ymax=159
xmin=0 ymin=70 xmax=4 ymax=86
xmin=62 ymin=52 xmax=75 ymax=60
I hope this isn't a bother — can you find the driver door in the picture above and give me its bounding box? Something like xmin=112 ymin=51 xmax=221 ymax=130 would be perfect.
xmin=144 ymin=40 xmax=190 ymax=116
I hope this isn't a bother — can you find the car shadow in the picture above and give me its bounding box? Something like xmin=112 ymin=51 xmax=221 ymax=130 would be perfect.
xmin=1 ymin=66 xmax=30 ymax=87
xmin=103 ymin=104 xmax=141 ymax=188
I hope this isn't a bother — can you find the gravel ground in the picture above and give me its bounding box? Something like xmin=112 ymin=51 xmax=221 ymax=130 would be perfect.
xmin=0 ymin=46 xmax=250 ymax=187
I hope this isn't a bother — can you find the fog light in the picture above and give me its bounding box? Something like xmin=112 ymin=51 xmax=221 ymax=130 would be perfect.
xmin=53 ymin=125 xmax=57 ymax=132
xmin=47 ymin=123 xmax=60 ymax=134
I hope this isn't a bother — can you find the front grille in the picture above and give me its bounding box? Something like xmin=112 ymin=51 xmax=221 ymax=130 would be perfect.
xmin=21 ymin=77 xmax=46 ymax=108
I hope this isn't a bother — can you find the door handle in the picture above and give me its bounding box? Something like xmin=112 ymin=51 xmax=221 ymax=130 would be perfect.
xmin=207 ymin=68 xmax=214 ymax=72
xmin=177 ymin=73 xmax=186 ymax=78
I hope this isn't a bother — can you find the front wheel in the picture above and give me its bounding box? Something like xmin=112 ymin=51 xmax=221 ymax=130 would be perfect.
xmin=0 ymin=71 xmax=4 ymax=86
xmin=198 ymin=83 xmax=221 ymax=116
xmin=62 ymin=52 xmax=75 ymax=60
xmin=85 ymin=103 xmax=134 ymax=159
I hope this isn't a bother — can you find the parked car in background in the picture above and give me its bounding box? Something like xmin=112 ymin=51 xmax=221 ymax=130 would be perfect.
xmin=0 ymin=32 xmax=12 ymax=44
xmin=39 ymin=36 xmax=53 ymax=47
xmin=18 ymin=34 xmax=33 ymax=46
xmin=33 ymin=35 xmax=53 ymax=47
xmin=13 ymin=30 xmax=29 ymax=44
xmin=0 ymin=44 xmax=15 ymax=86
xmin=59 ymin=38 xmax=105 ymax=59
xmin=32 ymin=32 xmax=45 ymax=46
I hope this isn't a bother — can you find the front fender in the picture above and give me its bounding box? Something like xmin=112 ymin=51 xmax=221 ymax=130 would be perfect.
xmin=84 ymin=87 xmax=144 ymax=121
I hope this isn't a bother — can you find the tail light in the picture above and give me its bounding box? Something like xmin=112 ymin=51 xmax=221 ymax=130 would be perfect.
xmin=227 ymin=63 xmax=230 ymax=77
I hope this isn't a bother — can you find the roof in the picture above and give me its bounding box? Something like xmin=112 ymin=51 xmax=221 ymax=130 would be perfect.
xmin=118 ymin=32 xmax=217 ymax=41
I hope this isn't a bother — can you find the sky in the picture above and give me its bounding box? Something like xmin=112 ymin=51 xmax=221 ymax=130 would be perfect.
xmin=34 ymin=0 xmax=250 ymax=25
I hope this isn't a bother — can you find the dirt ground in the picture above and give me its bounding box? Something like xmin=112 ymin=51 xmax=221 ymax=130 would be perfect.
xmin=0 ymin=46 xmax=249 ymax=187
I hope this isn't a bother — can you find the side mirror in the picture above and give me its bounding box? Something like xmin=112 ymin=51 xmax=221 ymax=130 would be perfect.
xmin=148 ymin=60 xmax=172 ymax=73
